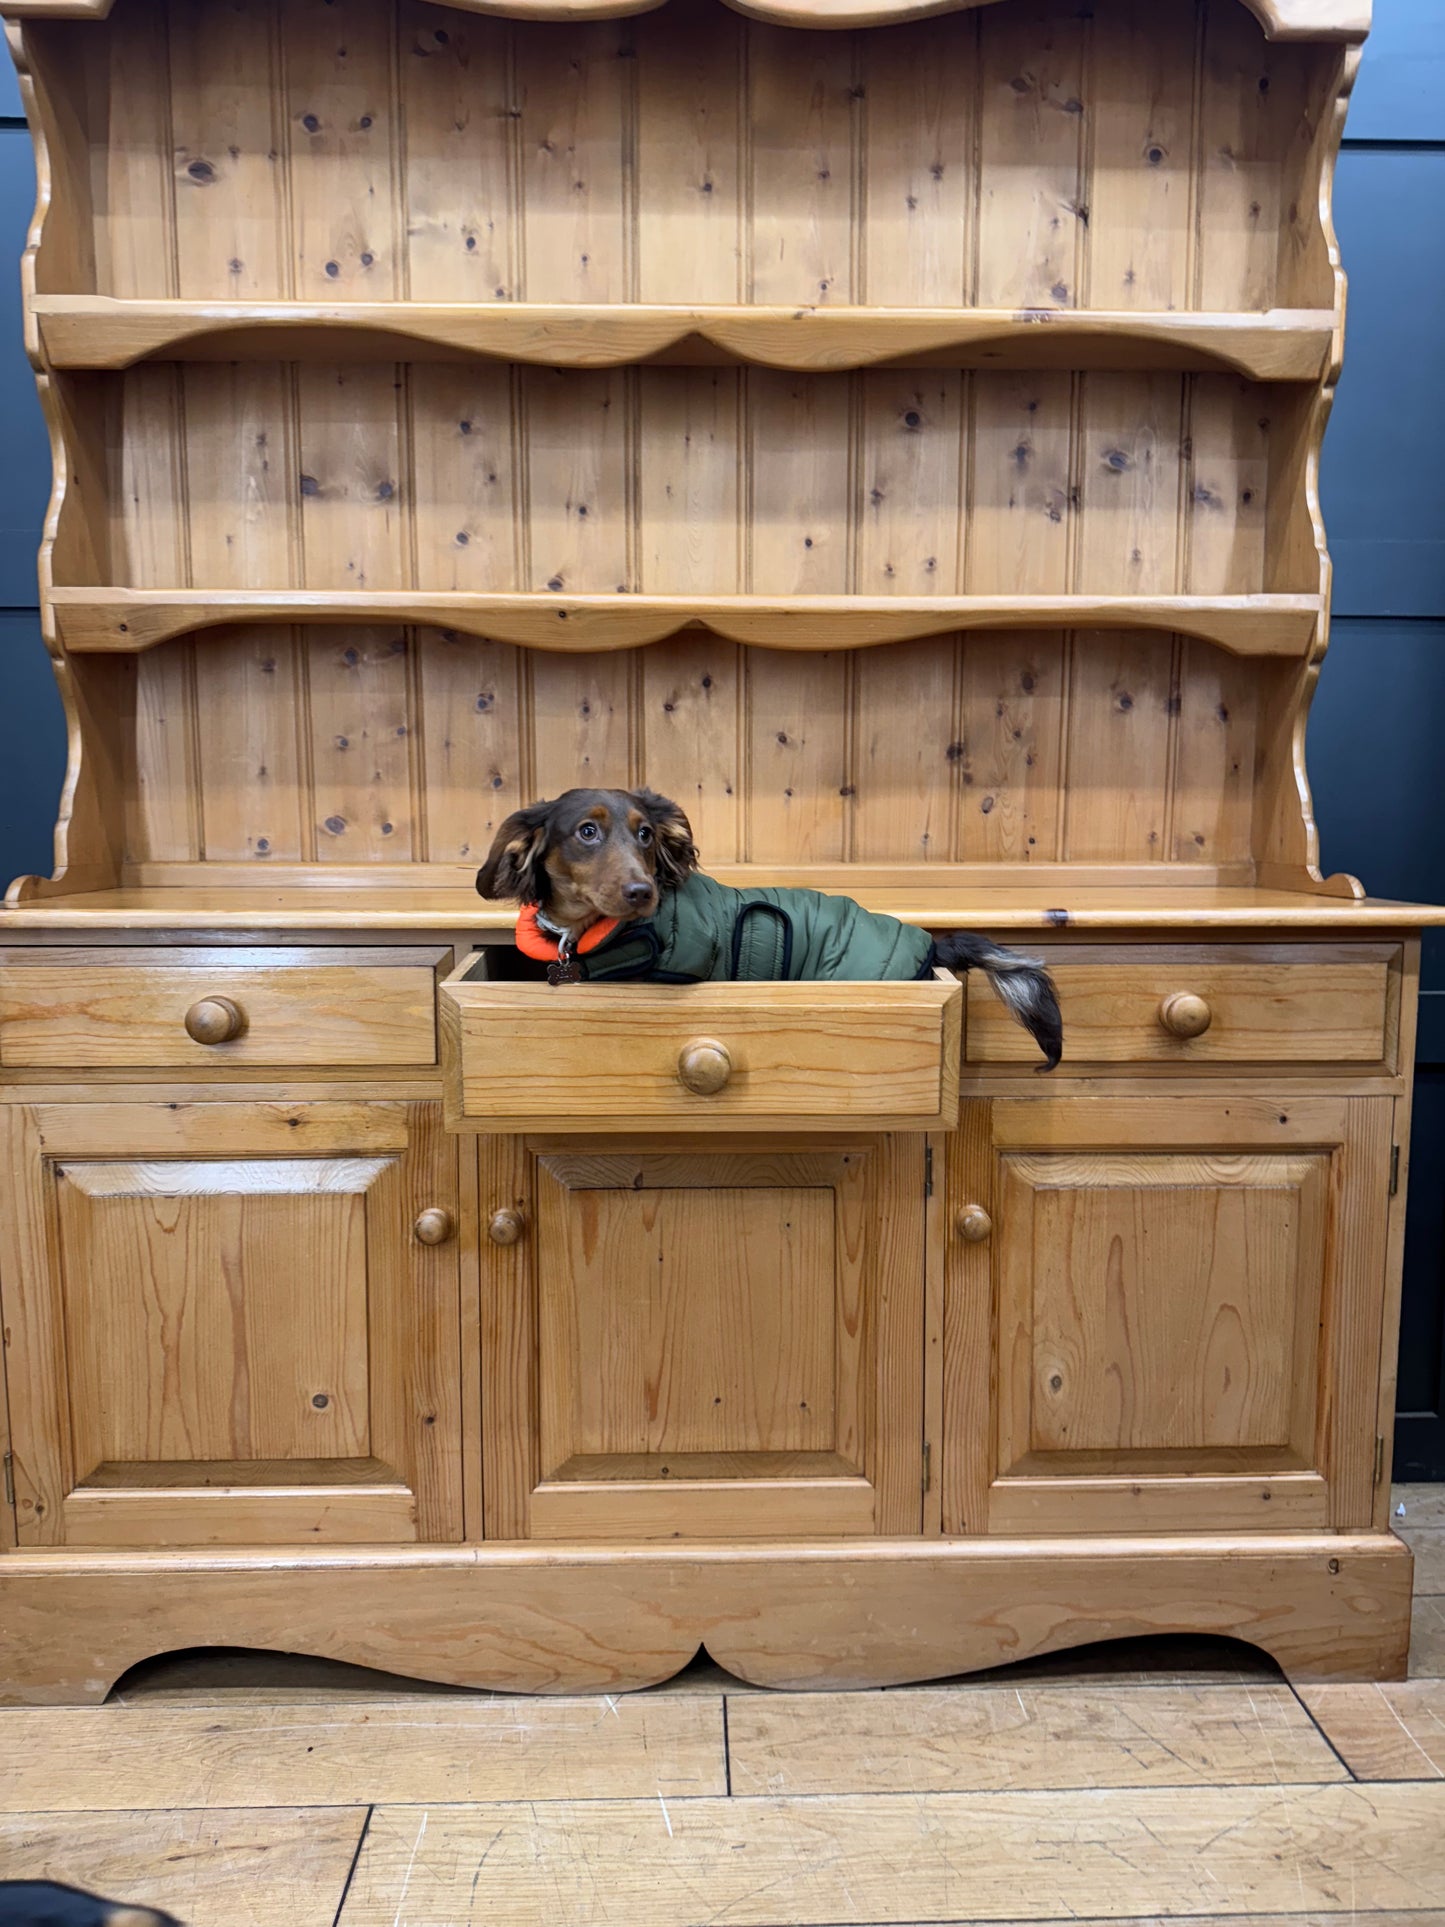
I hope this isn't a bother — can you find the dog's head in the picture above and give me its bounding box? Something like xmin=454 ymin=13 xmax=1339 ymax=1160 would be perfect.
xmin=476 ymin=788 xmax=698 ymax=931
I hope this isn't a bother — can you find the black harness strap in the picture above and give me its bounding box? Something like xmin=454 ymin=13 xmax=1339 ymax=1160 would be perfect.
xmin=729 ymin=901 xmax=794 ymax=981
xmin=575 ymin=924 xmax=665 ymax=982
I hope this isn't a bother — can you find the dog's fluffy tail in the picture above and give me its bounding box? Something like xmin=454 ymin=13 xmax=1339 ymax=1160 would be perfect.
xmin=934 ymin=933 xmax=1062 ymax=1071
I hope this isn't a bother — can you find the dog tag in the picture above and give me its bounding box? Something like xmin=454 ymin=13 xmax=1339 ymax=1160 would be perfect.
xmin=547 ymin=958 xmax=582 ymax=986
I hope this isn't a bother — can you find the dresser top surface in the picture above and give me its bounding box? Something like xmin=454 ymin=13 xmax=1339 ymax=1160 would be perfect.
xmin=2 ymin=881 xmax=1440 ymax=935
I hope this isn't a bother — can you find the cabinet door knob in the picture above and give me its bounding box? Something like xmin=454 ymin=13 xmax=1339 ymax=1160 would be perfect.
xmin=488 ymin=1208 xmax=525 ymax=1247
xmin=184 ymin=996 xmax=245 ymax=1046
xmin=1158 ymin=991 xmax=1212 ymax=1039
xmin=956 ymin=1205 xmax=993 ymax=1244
xmin=677 ymin=1037 xmax=732 ymax=1096
xmin=413 ymin=1207 xmax=455 ymax=1247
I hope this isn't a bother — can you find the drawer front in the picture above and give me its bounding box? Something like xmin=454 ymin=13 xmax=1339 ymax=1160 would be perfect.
xmin=965 ymin=943 xmax=1398 ymax=1069
xmin=0 ymin=947 xmax=449 ymax=1069
xmin=441 ymin=962 xmax=962 ymax=1131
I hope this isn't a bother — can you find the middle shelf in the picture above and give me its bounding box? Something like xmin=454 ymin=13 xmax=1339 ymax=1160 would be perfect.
xmin=46 ymin=361 xmax=1324 ymax=629
xmin=32 ymin=299 xmax=1336 ymax=382
xmin=50 ymin=589 xmax=1322 ymax=657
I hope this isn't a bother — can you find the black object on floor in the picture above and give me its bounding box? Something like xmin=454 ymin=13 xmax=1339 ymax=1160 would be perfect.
xmin=0 ymin=1882 xmax=182 ymax=1927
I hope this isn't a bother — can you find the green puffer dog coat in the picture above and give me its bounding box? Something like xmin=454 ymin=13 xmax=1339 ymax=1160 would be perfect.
xmin=549 ymin=872 xmax=937 ymax=984
xmin=479 ymin=789 xmax=1060 ymax=1065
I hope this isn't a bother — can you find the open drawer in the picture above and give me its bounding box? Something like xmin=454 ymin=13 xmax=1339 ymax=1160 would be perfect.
xmin=439 ymin=954 xmax=962 ymax=1133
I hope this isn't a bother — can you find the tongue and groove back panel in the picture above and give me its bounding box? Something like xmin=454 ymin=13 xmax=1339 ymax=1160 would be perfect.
xmin=39 ymin=0 xmax=1329 ymax=310
xmin=90 ymin=364 xmax=1290 ymax=597
xmin=9 ymin=0 xmax=1347 ymax=891
xmin=106 ymin=626 xmax=1260 ymax=874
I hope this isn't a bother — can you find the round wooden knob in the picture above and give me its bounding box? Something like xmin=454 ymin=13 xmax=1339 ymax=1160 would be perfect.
xmin=677 ymin=1038 xmax=732 ymax=1096
xmin=488 ymin=1208 xmax=525 ymax=1247
xmin=413 ymin=1207 xmax=455 ymax=1247
xmin=184 ymin=996 xmax=245 ymax=1046
xmin=956 ymin=1205 xmax=993 ymax=1244
xmin=1158 ymin=991 xmax=1213 ymax=1040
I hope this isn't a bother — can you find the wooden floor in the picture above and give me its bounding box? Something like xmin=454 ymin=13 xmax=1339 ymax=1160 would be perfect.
xmin=4 ymin=1494 xmax=1445 ymax=1926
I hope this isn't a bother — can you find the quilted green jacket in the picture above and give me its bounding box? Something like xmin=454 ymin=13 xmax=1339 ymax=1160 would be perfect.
xmin=564 ymin=872 xmax=935 ymax=984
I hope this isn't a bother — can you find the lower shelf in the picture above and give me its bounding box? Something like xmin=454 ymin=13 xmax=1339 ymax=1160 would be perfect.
xmin=0 ymin=1533 xmax=1411 ymax=1702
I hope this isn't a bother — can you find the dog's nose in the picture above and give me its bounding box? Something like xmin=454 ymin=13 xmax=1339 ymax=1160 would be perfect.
xmin=623 ymin=881 xmax=655 ymax=908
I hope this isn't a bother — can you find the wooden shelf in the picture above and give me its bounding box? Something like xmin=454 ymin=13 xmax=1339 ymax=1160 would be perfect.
xmin=2 ymin=880 xmax=1433 ymax=934
xmin=32 ymin=298 xmax=1336 ymax=381
xmin=0 ymin=0 xmax=1373 ymax=43
xmin=426 ymin=0 xmax=1371 ymax=36
xmin=48 ymin=589 xmax=1323 ymax=657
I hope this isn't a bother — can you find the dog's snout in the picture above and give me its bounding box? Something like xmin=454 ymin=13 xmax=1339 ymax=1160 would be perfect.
xmin=623 ymin=880 xmax=656 ymax=909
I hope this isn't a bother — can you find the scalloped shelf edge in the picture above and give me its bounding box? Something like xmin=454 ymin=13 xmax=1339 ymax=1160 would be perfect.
xmin=47 ymin=589 xmax=1323 ymax=657
xmin=0 ymin=0 xmax=1372 ymax=45
xmin=31 ymin=298 xmax=1336 ymax=381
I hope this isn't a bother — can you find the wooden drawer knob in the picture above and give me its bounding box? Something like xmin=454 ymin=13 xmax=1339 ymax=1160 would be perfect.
xmin=956 ymin=1205 xmax=993 ymax=1244
xmin=1158 ymin=991 xmax=1213 ymax=1040
xmin=677 ymin=1038 xmax=732 ymax=1096
xmin=184 ymin=996 xmax=245 ymax=1046
xmin=413 ymin=1207 xmax=455 ymax=1247
xmin=488 ymin=1208 xmax=525 ymax=1247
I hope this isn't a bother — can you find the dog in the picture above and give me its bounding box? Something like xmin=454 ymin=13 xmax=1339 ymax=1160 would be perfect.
xmin=476 ymin=786 xmax=1062 ymax=1068
xmin=0 ymin=1883 xmax=181 ymax=1927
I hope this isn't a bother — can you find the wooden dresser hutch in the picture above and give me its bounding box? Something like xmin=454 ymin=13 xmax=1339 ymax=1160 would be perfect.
xmin=0 ymin=0 xmax=1435 ymax=1702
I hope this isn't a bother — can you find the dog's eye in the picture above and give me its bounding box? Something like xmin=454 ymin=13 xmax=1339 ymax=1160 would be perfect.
xmin=636 ymin=824 xmax=654 ymax=847
xmin=576 ymin=821 xmax=601 ymax=844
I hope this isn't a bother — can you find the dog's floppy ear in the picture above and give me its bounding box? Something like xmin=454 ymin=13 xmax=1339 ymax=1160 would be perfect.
xmin=476 ymin=801 xmax=552 ymax=903
xmin=633 ymin=788 xmax=699 ymax=891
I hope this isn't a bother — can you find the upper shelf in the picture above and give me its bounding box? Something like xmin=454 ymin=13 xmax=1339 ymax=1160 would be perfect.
xmin=32 ymin=299 xmax=1335 ymax=382
xmin=11 ymin=0 xmax=1348 ymax=326
xmin=48 ymin=589 xmax=1322 ymax=657
xmin=0 ymin=0 xmax=1373 ymax=43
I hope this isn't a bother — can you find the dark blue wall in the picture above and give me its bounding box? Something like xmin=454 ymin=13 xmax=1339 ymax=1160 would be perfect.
xmin=1316 ymin=1 xmax=1445 ymax=1006
xmin=1320 ymin=1 xmax=1445 ymax=1475
xmin=0 ymin=48 xmax=63 ymax=884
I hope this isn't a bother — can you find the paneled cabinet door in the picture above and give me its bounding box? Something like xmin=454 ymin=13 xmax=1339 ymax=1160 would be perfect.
xmin=942 ymin=1096 xmax=1395 ymax=1537
xmin=480 ymin=1135 xmax=926 ymax=1539
xmin=0 ymin=1100 xmax=462 ymax=1547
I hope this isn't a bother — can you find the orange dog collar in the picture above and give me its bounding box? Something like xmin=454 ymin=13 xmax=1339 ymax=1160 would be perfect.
xmin=515 ymin=904 xmax=621 ymax=962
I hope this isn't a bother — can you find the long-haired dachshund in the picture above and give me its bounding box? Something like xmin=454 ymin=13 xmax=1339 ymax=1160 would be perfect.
xmin=477 ymin=787 xmax=1062 ymax=1069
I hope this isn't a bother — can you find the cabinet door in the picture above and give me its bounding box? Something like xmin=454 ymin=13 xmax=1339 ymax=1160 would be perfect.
xmin=481 ymin=1135 xmax=925 ymax=1539
xmin=943 ymin=1096 xmax=1393 ymax=1536
xmin=0 ymin=1100 xmax=461 ymax=1546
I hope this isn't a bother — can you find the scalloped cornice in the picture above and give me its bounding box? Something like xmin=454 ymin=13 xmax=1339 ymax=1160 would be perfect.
xmin=0 ymin=0 xmax=1372 ymax=41
xmin=2 ymin=0 xmax=115 ymax=15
